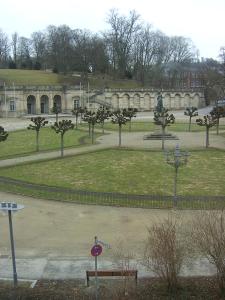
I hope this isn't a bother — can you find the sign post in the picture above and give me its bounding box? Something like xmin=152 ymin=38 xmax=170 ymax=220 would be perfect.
xmin=0 ymin=202 xmax=24 ymax=287
xmin=90 ymin=236 xmax=110 ymax=300
xmin=91 ymin=236 xmax=102 ymax=300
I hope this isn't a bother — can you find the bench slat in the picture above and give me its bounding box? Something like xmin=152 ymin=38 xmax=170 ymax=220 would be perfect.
xmin=86 ymin=270 xmax=138 ymax=286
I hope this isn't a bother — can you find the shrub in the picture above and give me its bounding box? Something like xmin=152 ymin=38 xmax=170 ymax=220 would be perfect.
xmin=143 ymin=217 xmax=186 ymax=292
xmin=192 ymin=210 xmax=225 ymax=295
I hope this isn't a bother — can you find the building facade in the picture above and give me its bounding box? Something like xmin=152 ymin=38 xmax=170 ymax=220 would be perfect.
xmin=0 ymin=85 xmax=205 ymax=117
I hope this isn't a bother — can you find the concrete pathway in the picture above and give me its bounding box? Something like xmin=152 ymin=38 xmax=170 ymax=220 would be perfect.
xmin=0 ymin=191 xmax=218 ymax=281
xmin=0 ymin=256 xmax=216 ymax=281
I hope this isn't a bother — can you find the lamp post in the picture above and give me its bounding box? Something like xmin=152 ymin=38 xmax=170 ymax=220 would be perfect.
xmin=0 ymin=202 xmax=24 ymax=287
xmin=165 ymin=145 xmax=189 ymax=207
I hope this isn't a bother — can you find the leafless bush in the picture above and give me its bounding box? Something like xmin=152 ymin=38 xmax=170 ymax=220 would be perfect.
xmin=192 ymin=210 xmax=225 ymax=294
xmin=143 ymin=217 xmax=186 ymax=292
xmin=112 ymin=239 xmax=137 ymax=297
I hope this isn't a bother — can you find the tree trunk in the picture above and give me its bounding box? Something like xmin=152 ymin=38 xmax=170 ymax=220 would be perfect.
xmin=75 ymin=115 xmax=78 ymax=129
xmin=129 ymin=119 xmax=131 ymax=132
xmin=92 ymin=124 xmax=94 ymax=144
xmin=56 ymin=113 xmax=58 ymax=123
xmin=88 ymin=123 xmax=91 ymax=137
xmin=189 ymin=116 xmax=191 ymax=132
xmin=119 ymin=124 xmax=122 ymax=147
xmin=102 ymin=121 xmax=104 ymax=134
xmin=36 ymin=130 xmax=39 ymax=152
xmin=61 ymin=133 xmax=64 ymax=157
xmin=217 ymin=118 xmax=219 ymax=135
xmin=162 ymin=126 xmax=165 ymax=150
xmin=206 ymin=127 xmax=209 ymax=148
xmin=174 ymin=167 xmax=178 ymax=207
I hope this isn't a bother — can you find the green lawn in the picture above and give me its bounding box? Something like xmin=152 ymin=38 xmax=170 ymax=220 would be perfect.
xmin=0 ymin=69 xmax=74 ymax=85
xmin=0 ymin=127 xmax=98 ymax=159
xmin=0 ymin=69 xmax=143 ymax=88
xmin=0 ymin=148 xmax=225 ymax=197
xmin=80 ymin=120 xmax=225 ymax=133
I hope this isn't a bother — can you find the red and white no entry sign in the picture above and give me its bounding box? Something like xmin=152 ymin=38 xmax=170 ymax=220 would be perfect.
xmin=91 ymin=244 xmax=103 ymax=257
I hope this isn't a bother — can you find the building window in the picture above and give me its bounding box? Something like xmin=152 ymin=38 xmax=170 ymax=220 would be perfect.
xmin=9 ymin=100 xmax=16 ymax=111
xmin=74 ymin=99 xmax=80 ymax=109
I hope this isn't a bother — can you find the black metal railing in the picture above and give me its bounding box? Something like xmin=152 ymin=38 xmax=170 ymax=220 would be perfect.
xmin=0 ymin=176 xmax=224 ymax=210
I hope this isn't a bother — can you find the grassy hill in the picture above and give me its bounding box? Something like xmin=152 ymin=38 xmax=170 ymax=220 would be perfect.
xmin=0 ymin=69 xmax=143 ymax=89
xmin=0 ymin=69 xmax=73 ymax=86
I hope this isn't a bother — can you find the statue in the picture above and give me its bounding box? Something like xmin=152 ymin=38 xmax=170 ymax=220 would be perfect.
xmin=156 ymin=92 xmax=163 ymax=113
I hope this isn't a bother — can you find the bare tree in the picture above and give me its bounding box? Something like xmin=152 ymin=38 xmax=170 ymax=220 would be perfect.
xmin=192 ymin=211 xmax=225 ymax=295
xmin=106 ymin=9 xmax=141 ymax=78
xmin=196 ymin=115 xmax=217 ymax=148
xmin=111 ymin=110 xmax=128 ymax=147
xmin=154 ymin=108 xmax=175 ymax=150
xmin=51 ymin=120 xmax=74 ymax=157
xmin=31 ymin=31 xmax=47 ymax=69
xmin=82 ymin=110 xmax=99 ymax=144
xmin=112 ymin=239 xmax=137 ymax=297
xmin=184 ymin=107 xmax=198 ymax=131
xmin=143 ymin=217 xmax=187 ymax=292
xmin=0 ymin=29 xmax=10 ymax=68
xmin=27 ymin=117 xmax=48 ymax=151
xmin=210 ymin=106 xmax=225 ymax=135
xmin=17 ymin=36 xmax=32 ymax=68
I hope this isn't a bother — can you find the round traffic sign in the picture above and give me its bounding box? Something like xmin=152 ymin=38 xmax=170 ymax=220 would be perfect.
xmin=91 ymin=244 xmax=103 ymax=257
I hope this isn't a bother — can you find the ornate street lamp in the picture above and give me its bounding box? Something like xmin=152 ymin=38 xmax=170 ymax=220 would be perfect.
xmin=165 ymin=145 xmax=189 ymax=206
xmin=0 ymin=202 xmax=24 ymax=287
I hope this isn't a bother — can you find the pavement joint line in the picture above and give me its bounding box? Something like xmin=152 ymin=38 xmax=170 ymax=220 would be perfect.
xmin=0 ymin=277 xmax=37 ymax=288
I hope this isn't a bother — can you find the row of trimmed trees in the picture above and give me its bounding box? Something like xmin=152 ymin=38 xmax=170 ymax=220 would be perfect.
xmin=0 ymin=104 xmax=224 ymax=156
xmin=184 ymin=106 xmax=225 ymax=148
xmin=154 ymin=105 xmax=225 ymax=149
xmin=26 ymin=107 xmax=138 ymax=157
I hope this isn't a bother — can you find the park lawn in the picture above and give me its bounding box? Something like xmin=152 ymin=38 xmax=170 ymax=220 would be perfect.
xmin=0 ymin=127 xmax=97 ymax=159
xmin=81 ymin=121 xmax=225 ymax=133
xmin=0 ymin=148 xmax=225 ymax=196
xmin=0 ymin=69 xmax=71 ymax=85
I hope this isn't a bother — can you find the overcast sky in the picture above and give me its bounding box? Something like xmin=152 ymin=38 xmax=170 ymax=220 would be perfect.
xmin=1 ymin=0 xmax=225 ymax=60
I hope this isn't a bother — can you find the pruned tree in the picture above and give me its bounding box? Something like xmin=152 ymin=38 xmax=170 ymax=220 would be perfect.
xmin=52 ymin=102 xmax=61 ymax=122
xmin=184 ymin=107 xmax=198 ymax=131
xmin=196 ymin=115 xmax=217 ymax=148
xmin=96 ymin=106 xmax=111 ymax=133
xmin=143 ymin=217 xmax=187 ymax=292
xmin=51 ymin=120 xmax=74 ymax=157
xmin=210 ymin=106 xmax=225 ymax=135
xmin=111 ymin=110 xmax=128 ymax=147
xmin=123 ymin=108 xmax=138 ymax=132
xmin=0 ymin=126 xmax=8 ymax=142
xmin=192 ymin=211 xmax=225 ymax=295
xmin=72 ymin=106 xmax=86 ymax=129
xmin=27 ymin=117 xmax=48 ymax=151
xmin=82 ymin=111 xmax=99 ymax=144
xmin=154 ymin=108 xmax=175 ymax=150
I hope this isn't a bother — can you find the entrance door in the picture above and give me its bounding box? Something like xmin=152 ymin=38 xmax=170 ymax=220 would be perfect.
xmin=27 ymin=103 xmax=32 ymax=114
xmin=41 ymin=102 xmax=45 ymax=113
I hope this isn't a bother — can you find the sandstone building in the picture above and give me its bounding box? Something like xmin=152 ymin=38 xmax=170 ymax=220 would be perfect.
xmin=0 ymin=85 xmax=205 ymax=117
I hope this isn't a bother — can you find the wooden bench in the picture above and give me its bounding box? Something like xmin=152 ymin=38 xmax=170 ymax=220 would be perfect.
xmin=86 ymin=270 xmax=138 ymax=286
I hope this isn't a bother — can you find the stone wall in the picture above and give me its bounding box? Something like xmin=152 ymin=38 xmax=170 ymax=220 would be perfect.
xmin=0 ymin=85 xmax=205 ymax=117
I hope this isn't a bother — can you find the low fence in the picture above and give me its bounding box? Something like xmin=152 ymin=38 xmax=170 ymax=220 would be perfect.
xmin=0 ymin=176 xmax=224 ymax=210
